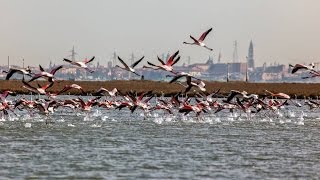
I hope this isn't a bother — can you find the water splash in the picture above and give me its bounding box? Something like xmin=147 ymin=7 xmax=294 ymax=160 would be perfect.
xmin=67 ymin=123 xmax=75 ymax=127
xmin=90 ymin=124 xmax=102 ymax=128
xmin=153 ymin=117 xmax=163 ymax=124
xmin=24 ymin=123 xmax=32 ymax=128
xmin=101 ymin=116 xmax=108 ymax=121
xmin=92 ymin=109 xmax=102 ymax=117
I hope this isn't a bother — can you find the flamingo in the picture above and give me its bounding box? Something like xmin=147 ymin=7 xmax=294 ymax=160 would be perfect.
xmin=75 ymin=97 xmax=101 ymax=112
xmin=14 ymin=98 xmax=35 ymax=110
xmin=34 ymin=99 xmax=57 ymax=115
xmin=289 ymin=63 xmax=315 ymax=74
xmin=226 ymin=90 xmax=258 ymax=102
xmin=63 ymin=56 xmax=95 ymax=73
xmin=116 ymin=56 xmax=144 ymax=76
xmin=22 ymin=79 xmax=54 ymax=95
xmin=151 ymin=99 xmax=173 ymax=114
xmin=302 ymin=70 xmax=320 ymax=79
xmin=265 ymin=90 xmax=290 ymax=99
xmin=57 ymin=84 xmax=85 ymax=95
xmin=167 ymin=71 xmax=201 ymax=82
xmin=174 ymin=76 xmax=206 ymax=93
xmin=183 ymin=28 xmax=213 ymax=51
xmin=29 ymin=65 xmax=63 ymax=82
xmin=95 ymin=88 xmax=118 ymax=97
xmin=179 ymin=101 xmax=206 ymax=117
xmin=0 ymin=90 xmax=15 ymax=102
xmin=4 ymin=66 xmax=33 ymax=80
xmin=145 ymin=50 xmax=180 ymax=73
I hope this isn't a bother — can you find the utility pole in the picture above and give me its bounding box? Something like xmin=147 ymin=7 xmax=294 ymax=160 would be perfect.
xmin=112 ymin=51 xmax=117 ymax=67
xmin=227 ymin=63 xmax=230 ymax=82
xmin=245 ymin=62 xmax=248 ymax=82
xmin=69 ymin=46 xmax=77 ymax=62
xmin=232 ymin=41 xmax=239 ymax=63
xmin=7 ymin=56 xmax=10 ymax=69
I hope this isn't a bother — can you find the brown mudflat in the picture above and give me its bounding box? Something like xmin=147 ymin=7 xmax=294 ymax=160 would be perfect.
xmin=0 ymin=80 xmax=319 ymax=98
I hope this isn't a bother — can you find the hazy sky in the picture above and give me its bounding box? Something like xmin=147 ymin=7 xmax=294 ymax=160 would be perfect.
xmin=1 ymin=0 xmax=320 ymax=67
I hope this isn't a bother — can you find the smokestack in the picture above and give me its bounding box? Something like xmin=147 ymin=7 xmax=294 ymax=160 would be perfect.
xmin=7 ymin=56 xmax=10 ymax=68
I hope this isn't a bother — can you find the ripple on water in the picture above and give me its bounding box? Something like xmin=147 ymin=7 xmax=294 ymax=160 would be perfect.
xmin=0 ymin=103 xmax=320 ymax=178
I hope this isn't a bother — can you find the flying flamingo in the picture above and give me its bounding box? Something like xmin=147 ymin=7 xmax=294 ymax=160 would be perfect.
xmin=4 ymin=66 xmax=33 ymax=80
xmin=265 ymin=90 xmax=290 ymax=99
xmin=289 ymin=63 xmax=315 ymax=74
xmin=22 ymin=79 xmax=54 ymax=95
xmin=116 ymin=56 xmax=144 ymax=76
xmin=172 ymin=75 xmax=206 ymax=93
xmin=63 ymin=56 xmax=95 ymax=73
xmin=183 ymin=28 xmax=213 ymax=51
xmin=145 ymin=50 xmax=180 ymax=73
xmin=58 ymin=84 xmax=85 ymax=95
xmin=226 ymin=90 xmax=258 ymax=102
xmin=29 ymin=65 xmax=63 ymax=82
xmin=95 ymin=88 xmax=118 ymax=97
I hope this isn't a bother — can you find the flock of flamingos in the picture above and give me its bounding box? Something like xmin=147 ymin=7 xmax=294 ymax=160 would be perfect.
xmin=0 ymin=28 xmax=319 ymax=124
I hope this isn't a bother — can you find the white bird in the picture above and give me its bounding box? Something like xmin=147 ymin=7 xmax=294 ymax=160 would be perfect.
xmin=289 ymin=63 xmax=315 ymax=74
xmin=29 ymin=65 xmax=63 ymax=82
xmin=116 ymin=56 xmax=144 ymax=76
xmin=63 ymin=56 xmax=95 ymax=73
xmin=22 ymin=79 xmax=53 ymax=95
xmin=95 ymin=88 xmax=118 ymax=97
xmin=183 ymin=28 xmax=213 ymax=51
xmin=4 ymin=66 xmax=33 ymax=80
xmin=145 ymin=50 xmax=180 ymax=73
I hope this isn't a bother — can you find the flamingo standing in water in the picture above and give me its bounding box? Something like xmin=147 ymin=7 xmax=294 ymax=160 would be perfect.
xmin=183 ymin=28 xmax=213 ymax=51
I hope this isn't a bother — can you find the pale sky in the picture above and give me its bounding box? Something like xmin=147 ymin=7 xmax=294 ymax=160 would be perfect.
xmin=0 ymin=0 xmax=320 ymax=67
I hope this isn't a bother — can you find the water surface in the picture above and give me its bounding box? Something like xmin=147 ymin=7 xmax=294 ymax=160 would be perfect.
xmin=0 ymin=101 xmax=319 ymax=179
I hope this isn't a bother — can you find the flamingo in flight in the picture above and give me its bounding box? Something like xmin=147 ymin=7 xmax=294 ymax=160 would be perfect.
xmin=116 ymin=56 xmax=144 ymax=76
xmin=4 ymin=66 xmax=33 ymax=80
xmin=95 ymin=88 xmax=118 ymax=97
xmin=289 ymin=63 xmax=315 ymax=74
xmin=145 ymin=50 xmax=180 ymax=73
xmin=226 ymin=90 xmax=258 ymax=103
xmin=29 ymin=65 xmax=63 ymax=82
xmin=171 ymin=75 xmax=206 ymax=93
xmin=57 ymin=84 xmax=85 ymax=95
xmin=183 ymin=28 xmax=213 ymax=51
xmin=265 ymin=90 xmax=290 ymax=99
xmin=22 ymin=79 xmax=54 ymax=95
xmin=63 ymin=56 xmax=95 ymax=73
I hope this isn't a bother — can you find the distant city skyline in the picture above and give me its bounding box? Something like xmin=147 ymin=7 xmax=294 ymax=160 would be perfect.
xmin=1 ymin=0 xmax=319 ymax=67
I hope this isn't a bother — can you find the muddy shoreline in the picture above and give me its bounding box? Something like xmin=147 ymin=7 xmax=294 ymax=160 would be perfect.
xmin=0 ymin=80 xmax=319 ymax=98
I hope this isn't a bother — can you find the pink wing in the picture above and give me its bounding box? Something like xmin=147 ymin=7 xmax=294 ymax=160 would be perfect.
xmin=166 ymin=50 xmax=179 ymax=66
xmin=84 ymin=56 xmax=95 ymax=64
xmin=199 ymin=28 xmax=212 ymax=41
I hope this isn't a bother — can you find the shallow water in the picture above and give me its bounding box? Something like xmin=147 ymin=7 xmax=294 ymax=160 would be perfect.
xmin=1 ymin=101 xmax=320 ymax=179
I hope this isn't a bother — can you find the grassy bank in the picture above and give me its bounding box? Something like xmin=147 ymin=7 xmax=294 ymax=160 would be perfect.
xmin=0 ymin=80 xmax=319 ymax=98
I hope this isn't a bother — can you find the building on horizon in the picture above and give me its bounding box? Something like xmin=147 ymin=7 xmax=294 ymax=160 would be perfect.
xmin=247 ymin=40 xmax=255 ymax=70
